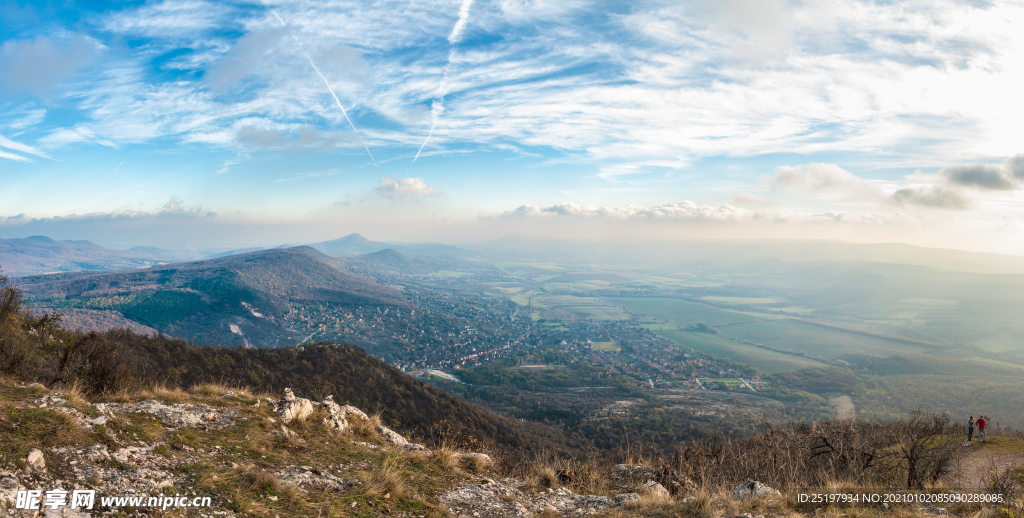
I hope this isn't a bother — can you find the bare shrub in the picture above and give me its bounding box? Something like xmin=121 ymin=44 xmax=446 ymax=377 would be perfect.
xmin=669 ymin=411 xmax=961 ymax=492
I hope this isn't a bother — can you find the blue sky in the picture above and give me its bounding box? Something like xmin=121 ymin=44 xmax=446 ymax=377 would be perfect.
xmin=1 ymin=0 xmax=1023 ymax=253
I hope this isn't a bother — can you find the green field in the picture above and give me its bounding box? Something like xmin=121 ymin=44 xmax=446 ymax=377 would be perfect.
xmin=613 ymin=297 xmax=770 ymax=327
xmin=720 ymin=319 xmax=934 ymax=359
xmin=701 ymin=296 xmax=783 ymax=305
xmin=971 ymin=332 xmax=1023 ymax=353
xmin=592 ymin=341 xmax=620 ymax=352
xmin=656 ymin=329 xmax=826 ymax=374
xmin=532 ymin=295 xmax=632 ymax=320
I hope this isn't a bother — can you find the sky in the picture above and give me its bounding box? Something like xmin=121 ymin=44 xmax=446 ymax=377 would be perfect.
xmin=1 ymin=0 xmax=1023 ymax=253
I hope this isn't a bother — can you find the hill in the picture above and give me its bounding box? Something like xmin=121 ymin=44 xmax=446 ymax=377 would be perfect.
xmin=345 ymin=248 xmax=496 ymax=276
xmin=310 ymin=233 xmax=473 ymax=257
xmin=16 ymin=247 xmax=406 ymax=347
xmin=0 ymin=236 xmax=163 ymax=276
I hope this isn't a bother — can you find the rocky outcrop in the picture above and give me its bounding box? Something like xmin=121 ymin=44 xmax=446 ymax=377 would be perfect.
xmin=612 ymin=464 xmax=654 ymax=482
xmin=732 ymin=480 xmax=780 ymax=500
xmin=97 ymin=400 xmax=238 ymax=430
xmin=439 ymin=479 xmax=532 ymax=518
xmin=276 ymin=388 xmax=314 ymax=424
xmin=440 ymin=478 xmax=637 ymax=517
xmin=376 ymin=425 xmax=430 ymax=452
xmin=275 ymin=466 xmax=362 ymax=493
xmin=321 ymin=395 xmax=368 ymax=432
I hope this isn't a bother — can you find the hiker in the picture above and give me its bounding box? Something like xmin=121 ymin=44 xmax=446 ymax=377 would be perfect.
xmin=967 ymin=416 xmax=975 ymax=442
xmin=977 ymin=415 xmax=987 ymax=442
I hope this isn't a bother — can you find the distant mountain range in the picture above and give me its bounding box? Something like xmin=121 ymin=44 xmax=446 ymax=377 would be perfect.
xmin=0 ymin=236 xmax=164 ymax=277
xmin=18 ymin=247 xmax=406 ymax=347
xmin=309 ymin=233 xmax=473 ymax=257
xmin=476 ymin=235 xmax=1024 ymax=275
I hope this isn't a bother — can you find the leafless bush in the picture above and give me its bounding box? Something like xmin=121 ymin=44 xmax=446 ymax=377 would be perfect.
xmin=670 ymin=411 xmax=961 ymax=491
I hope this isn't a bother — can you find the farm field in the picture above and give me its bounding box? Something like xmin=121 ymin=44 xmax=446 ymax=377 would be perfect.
xmin=656 ymin=329 xmax=826 ymax=374
xmin=720 ymin=319 xmax=935 ymax=359
xmin=701 ymin=296 xmax=783 ymax=305
xmin=532 ymin=294 xmax=632 ymax=320
xmin=613 ymin=297 xmax=773 ymax=327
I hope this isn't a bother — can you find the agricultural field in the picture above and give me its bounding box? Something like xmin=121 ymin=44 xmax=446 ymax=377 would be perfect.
xmin=613 ymin=297 xmax=772 ymax=327
xmin=531 ymin=294 xmax=632 ymax=321
xmin=720 ymin=319 xmax=935 ymax=359
xmin=655 ymin=329 xmax=826 ymax=374
xmin=701 ymin=296 xmax=784 ymax=306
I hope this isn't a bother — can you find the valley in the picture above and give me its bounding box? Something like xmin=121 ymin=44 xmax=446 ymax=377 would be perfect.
xmin=10 ymin=236 xmax=1024 ymax=450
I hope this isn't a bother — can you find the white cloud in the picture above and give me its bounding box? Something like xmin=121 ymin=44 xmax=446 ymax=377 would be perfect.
xmin=764 ymin=163 xmax=886 ymax=199
xmin=498 ymin=199 xmax=915 ymax=225
xmin=448 ymin=0 xmax=475 ymax=44
xmin=0 ymin=134 xmax=52 ymax=160
xmin=0 ymin=148 xmax=29 ymax=162
xmin=375 ymin=176 xmax=442 ymax=198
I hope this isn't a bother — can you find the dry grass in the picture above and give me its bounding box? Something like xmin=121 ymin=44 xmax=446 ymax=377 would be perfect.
xmin=430 ymin=446 xmax=462 ymax=472
xmin=358 ymin=452 xmax=410 ymax=499
xmin=350 ymin=412 xmax=382 ymax=437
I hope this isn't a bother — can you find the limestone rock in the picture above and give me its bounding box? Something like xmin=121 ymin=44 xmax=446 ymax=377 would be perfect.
xmin=528 ymin=487 xmax=612 ymax=515
xmin=612 ymin=464 xmax=655 ymax=482
xmin=0 ymin=471 xmax=28 ymax=509
xmin=275 ymin=466 xmax=361 ymax=493
xmin=376 ymin=425 xmax=409 ymax=446
xmin=320 ymin=396 xmax=367 ymax=433
xmin=376 ymin=425 xmax=430 ymax=453
xmin=26 ymin=449 xmax=45 ymax=473
xmin=276 ymin=388 xmax=314 ymax=424
xmin=642 ymin=480 xmax=671 ymax=499
xmin=732 ymin=480 xmax=781 ymax=500
xmin=614 ymin=493 xmax=640 ymax=505
xmin=439 ymin=479 xmax=532 ymax=518
xmin=440 ymin=478 xmax=632 ymax=517
xmin=101 ymin=400 xmax=238 ymax=430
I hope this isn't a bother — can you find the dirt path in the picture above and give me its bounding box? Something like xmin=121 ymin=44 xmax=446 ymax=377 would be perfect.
xmin=955 ymin=439 xmax=1024 ymax=489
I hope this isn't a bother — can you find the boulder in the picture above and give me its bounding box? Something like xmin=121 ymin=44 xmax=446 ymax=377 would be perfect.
xmin=642 ymin=480 xmax=672 ymax=499
xmin=732 ymin=480 xmax=780 ymax=500
xmin=376 ymin=425 xmax=409 ymax=445
xmin=376 ymin=425 xmax=430 ymax=453
xmin=320 ymin=396 xmax=368 ymax=433
xmin=276 ymin=388 xmax=314 ymax=424
xmin=26 ymin=449 xmax=45 ymax=473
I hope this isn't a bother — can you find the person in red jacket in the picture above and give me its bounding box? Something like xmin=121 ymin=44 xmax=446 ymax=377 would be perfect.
xmin=977 ymin=415 xmax=987 ymax=442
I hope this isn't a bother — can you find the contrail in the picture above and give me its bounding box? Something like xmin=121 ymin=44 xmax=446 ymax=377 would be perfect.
xmin=113 ymin=160 xmax=125 ymax=172
xmin=269 ymin=10 xmax=377 ymax=166
xmin=410 ymin=0 xmax=473 ymax=167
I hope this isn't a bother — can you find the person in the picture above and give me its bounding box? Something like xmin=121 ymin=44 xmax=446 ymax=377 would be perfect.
xmin=977 ymin=415 xmax=987 ymax=442
xmin=968 ymin=416 xmax=975 ymax=442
